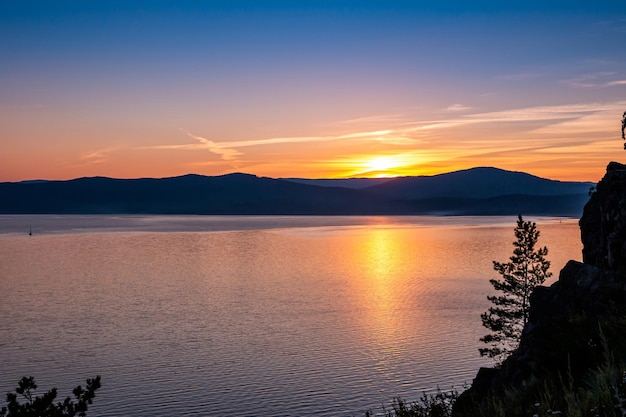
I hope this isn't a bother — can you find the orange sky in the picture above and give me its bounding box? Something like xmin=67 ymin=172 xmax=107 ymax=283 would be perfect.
xmin=1 ymin=2 xmax=625 ymax=183
xmin=2 ymin=101 xmax=624 ymax=182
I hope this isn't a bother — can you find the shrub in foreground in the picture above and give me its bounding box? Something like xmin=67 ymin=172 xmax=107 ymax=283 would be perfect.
xmin=0 ymin=376 xmax=101 ymax=417
xmin=365 ymin=388 xmax=458 ymax=417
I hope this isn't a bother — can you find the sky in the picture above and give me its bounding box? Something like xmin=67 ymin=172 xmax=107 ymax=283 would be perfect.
xmin=1 ymin=1 xmax=626 ymax=182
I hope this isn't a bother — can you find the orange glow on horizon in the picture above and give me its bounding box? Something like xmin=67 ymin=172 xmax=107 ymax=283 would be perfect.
xmin=316 ymin=153 xmax=431 ymax=179
xmin=1 ymin=106 xmax=620 ymax=184
xmin=1 ymin=3 xmax=623 ymax=186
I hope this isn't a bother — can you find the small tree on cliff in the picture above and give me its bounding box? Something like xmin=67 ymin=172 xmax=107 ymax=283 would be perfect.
xmin=621 ymin=110 xmax=626 ymax=149
xmin=479 ymin=215 xmax=552 ymax=363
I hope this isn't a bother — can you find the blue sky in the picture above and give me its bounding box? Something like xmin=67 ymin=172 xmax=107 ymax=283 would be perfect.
xmin=1 ymin=1 xmax=625 ymax=181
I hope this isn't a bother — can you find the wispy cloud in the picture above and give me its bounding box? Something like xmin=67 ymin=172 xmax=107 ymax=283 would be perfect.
xmin=182 ymin=130 xmax=243 ymax=160
xmin=407 ymin=102 xmax=621 ymax=130
xmin=445 ymin=104 xmax=472 ymax=112
xmin=148 ymin=101 xmax=623 ymax=161
xmin=138 ymin=100 xmax=625 ymax=180
xmin=142 ymin=128 xmax=398 ymax=162
xmin=333 ymin=113 xmax=408 ymax=125
xmin=463 ymin=103 xmax=603 ymax=122
xmin=78 ymin=148 xmax=114 ymax=165
xmin=560 ymin=72 xmax=626 ymax=88
xmin=71 ymin=147 xmax=122 ymax=168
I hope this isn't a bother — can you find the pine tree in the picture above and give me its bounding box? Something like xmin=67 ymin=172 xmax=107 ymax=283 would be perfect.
xmin=479 ymin=215 xmax=552 ymax=363
xmin=621 ymin=110 xmax=626 ymax=149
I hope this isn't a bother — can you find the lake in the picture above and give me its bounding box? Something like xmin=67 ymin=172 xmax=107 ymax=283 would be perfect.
xmin=0 ymin=215 xmax=582 ymax=416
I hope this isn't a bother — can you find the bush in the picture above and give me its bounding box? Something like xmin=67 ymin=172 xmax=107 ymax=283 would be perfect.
xmin=365 ymin=388 xmax=459 ymax=417
xmin=0 ymin=376 xmax=101 ymax=417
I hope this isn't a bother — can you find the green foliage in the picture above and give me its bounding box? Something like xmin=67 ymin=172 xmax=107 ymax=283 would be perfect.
xmin=365 ymin=388 xmax=458 ymax=417
xmin=480 ymin=215 xmax=552 ymax=363
xmin=0 ymin=376 xmax=101 ymax=417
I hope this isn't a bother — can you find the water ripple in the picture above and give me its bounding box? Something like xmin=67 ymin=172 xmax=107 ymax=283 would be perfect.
xmin=0 ymin=217 xmax=582 ymax=416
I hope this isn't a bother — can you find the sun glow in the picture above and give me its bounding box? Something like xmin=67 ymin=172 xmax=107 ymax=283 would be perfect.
xmin=326 ymin=152 xmax=432 ymax=179
xmin=361 ymin=155 xmax=414 ymax=178
xmin=367 ymin=156 xmax=397 ymax=173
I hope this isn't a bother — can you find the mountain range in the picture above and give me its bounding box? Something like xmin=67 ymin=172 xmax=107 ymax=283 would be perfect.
xmin=0 ymin=167 xmax=594 ymax=216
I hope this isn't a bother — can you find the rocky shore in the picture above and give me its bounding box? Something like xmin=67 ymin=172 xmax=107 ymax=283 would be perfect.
xmin=453 ymin=161 xmax=626 ymax=416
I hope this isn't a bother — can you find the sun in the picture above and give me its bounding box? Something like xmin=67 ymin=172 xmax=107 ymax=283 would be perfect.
xmin=368 ymin=156 xmax=396 ymax=172
xmin=336 ymin=154 xmax=417 ymax=178
xmin=365 ymin=156 xmax=405 ymax=177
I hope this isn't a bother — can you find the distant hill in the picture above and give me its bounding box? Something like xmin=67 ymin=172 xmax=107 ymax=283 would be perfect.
xmin=0 ymin=173 xmax=397 ymax=215
xmin=283 ymin=177 xmax=395 ymax=189
xmin=0 ymin=168 xmax=593 ymax=216
xmin=365 ymin=167 xmax=593 ymax=199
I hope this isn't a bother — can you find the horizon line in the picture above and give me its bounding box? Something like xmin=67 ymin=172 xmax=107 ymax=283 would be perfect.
xmin=3 ymin=165 xmax=598 ymax=184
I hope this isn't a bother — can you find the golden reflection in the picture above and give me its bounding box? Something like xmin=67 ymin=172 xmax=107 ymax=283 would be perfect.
xmin=342 ymin=224 xmax=458 ymax=355
xmin=346 ymin=227 xmax=415 ymax=347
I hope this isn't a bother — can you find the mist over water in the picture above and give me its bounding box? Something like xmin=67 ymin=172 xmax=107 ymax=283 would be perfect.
xmin=0 ymin=216 xmax=581 ymax=416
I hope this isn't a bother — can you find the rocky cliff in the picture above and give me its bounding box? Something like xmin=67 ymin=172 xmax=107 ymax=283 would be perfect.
xmin=453 ymin=162 xmax=626 ymax=416
xmin=581 ymin=161 xmax=626 ymax=275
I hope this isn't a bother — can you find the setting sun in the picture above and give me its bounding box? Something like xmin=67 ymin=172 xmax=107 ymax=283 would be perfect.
xmin=367 ymin=156 xmax=397 ymax=173
xmin=357 ymin=154 xmax=418 ymax=178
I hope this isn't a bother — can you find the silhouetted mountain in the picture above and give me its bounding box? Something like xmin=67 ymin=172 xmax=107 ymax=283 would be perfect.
xmin=0 ymin=173 xmax=395 ymax=215
xmin=397 ymin=194 xmax=590 ymax=216
xmin=366 ymin=167 xmax=593 ymax=199
xmin=283 ymin=177 xmax=395 ymax=189
xmin=0 ymin=168 xmax=593 ymax=215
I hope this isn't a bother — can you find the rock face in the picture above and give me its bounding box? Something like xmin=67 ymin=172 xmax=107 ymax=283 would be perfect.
xmin=580 ymin=161 xmax=626 ymax=275
xmin=453 ymin=161 xmax=626 ymax=416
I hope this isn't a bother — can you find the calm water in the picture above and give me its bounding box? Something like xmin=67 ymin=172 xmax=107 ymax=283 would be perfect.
xmin=0 ymin=215 xmax=582 ymax=416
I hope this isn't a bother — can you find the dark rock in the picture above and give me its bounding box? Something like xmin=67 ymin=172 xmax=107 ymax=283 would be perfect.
xmin=453 ymin=161 xmax=626 ymax=416
xmin=580 ymin=161 xmax=626 ymax=275
xmin=557 ymin=259 xmax=601 ymax=290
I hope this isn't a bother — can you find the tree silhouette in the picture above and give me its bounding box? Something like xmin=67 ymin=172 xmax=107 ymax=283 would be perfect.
xmin=0 ymin=376 xmax=101 ymax=417
xmin=479 ymin=215 xmax=551 ymax=363
xmin=622 ymin=111 xmax=626 ymax=149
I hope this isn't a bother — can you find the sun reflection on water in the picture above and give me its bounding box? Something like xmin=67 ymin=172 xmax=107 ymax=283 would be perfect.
xmin=358 ymin=229 xmax=404 ymax=339
xmin=0 ymin=216 xmax=583 ymax=416
xmin=338 ymin=226 xmax=442 ymax=370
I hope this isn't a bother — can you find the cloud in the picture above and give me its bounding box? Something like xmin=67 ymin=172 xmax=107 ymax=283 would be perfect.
xmin=560 ymin=72 xmax=626 ymax=88
xmin=333 ymin=113 xmax=408 ymax=125
xmin=142 ymin=128 xmax=399 ymax=161
xmin=336 ymin=130 xmax=393 ymax=140
xmin=445 ymin=104 xmax=472 ymax=112
xmin=181 ymin=131 xmax=243 ymax=160
xmin=79 ymin=149 xmax=112 ymax=164
xmin=71 ymin=147 xmax=123 ymax=168
xmin=140 ymin=100 xmax=626 ymax=175
xmin=462 ymin=103 xmax=601 ymax=122
xmin=359 ymin=102 xmax=621 ymax=146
